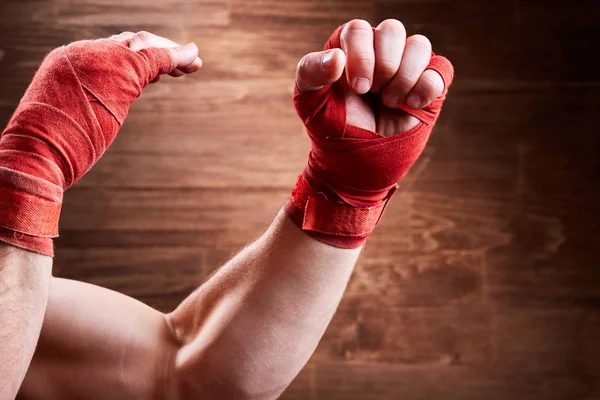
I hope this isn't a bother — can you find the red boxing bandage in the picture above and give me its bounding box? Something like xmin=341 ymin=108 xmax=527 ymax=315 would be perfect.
xmin=0 ymin=39 xmax=173 ymax=256
xmin=285 ymin=25 xmax=454 ymax=248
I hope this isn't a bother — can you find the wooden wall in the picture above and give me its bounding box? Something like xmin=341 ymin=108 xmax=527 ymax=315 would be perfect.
xmin=1 ymin=0 xmax=599 ymax=398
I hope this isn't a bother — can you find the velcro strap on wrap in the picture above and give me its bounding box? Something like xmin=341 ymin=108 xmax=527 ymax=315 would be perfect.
xmin=302 ymin=193 xmax=390 ymax=236
xmin=289 ymin=174 xmax=398 ymax=239
xmin=0 ymin=189 xmax=61 ymax=237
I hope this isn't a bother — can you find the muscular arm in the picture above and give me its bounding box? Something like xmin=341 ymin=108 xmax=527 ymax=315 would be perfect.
xmin=167 ymin=210 xmax=360 ymax=398
xmin=0 ymin=246 xmax=51 ymax=400
xmin=18 ymin=210 xmax=359 ymax=400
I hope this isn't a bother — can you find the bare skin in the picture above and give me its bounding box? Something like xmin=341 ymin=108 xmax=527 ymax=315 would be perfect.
xmin=0 ymin=246 xmax=51 ymax=400
xmin=5 ymin=19 xmax=445 ymax=400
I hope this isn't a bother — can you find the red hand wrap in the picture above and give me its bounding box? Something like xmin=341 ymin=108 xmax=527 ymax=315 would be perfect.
xmin=0 ymin=39 xmax=173 ymax=256
xmin=285 ymin=24 xmax=454 ymax=248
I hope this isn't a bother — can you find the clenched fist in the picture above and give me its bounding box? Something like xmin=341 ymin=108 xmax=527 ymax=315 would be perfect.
xmin=295 ymin=19 xmax=452 ymax=136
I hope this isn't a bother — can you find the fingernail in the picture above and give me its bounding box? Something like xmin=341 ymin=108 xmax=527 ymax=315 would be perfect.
xmin=384 ymin=94 xmax=400 ymax=107
xmin=407 ymin=93 xmax=422 ymax=109
xmin=183 ymin=42 xmax=197 ymax=50
xmin=354 ymin=78 xmax=371 ymax=94
xmin=322 ymin=51 xmax=335 ymax=69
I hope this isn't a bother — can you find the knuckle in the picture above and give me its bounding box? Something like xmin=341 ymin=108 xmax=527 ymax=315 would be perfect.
xmin=134 ymin=31 xmax=150 ymax=42
xmin=414 ymin=83 xmax=436 ymax=102
xmin=377 ymin=59 xmax=399 ymax=76
xmin=354 ymin=52 xmax=375 ymax=64
xmin=395 ymin=70 xmax=416 ymax=87
xmin=353 ymin=53 xmax=376 ymax=71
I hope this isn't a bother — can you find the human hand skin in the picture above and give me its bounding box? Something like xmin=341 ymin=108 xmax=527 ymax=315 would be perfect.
xmin=0 ymin=31 xmax=201 ymax=400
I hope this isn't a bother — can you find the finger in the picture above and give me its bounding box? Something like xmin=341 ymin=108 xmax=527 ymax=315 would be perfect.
xmin=168 ymin=43 xmax=202 ymax=71
xmin=406 ymin=69 xmax=444 ymax=109
xmin=296 ymin=49 xmax=346 ymax=92
xmin=340 ymin=19 xmax=375 ymax=94
xmin=372 ymin=19 xmax=406 ymax=93
xmin=382 ymin=34 xmax=432 ymax=108
xmin=128 ymin=31 xmax=182 ymax=52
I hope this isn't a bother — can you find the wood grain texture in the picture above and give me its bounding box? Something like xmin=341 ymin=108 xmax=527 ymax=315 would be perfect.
xmin=281 ymin=361 xmax=591 ymax=400
xmin=2 ymin=0 xmax=599 ymax=398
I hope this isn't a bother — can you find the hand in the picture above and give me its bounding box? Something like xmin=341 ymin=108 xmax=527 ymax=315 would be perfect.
xmin=295 ymin=19 xmax=446 ymax=136
xmin=108 ymin=31 xmax=203 ymax=82
xmin=0 ymin=30 xmax=204 ymax=256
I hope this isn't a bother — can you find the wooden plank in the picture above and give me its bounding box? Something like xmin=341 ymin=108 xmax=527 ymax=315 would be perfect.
xmin=60 ymin=188 xmax=288 ymax=231
xmin=375 ymin=0 xmax=515 ymax=27
xmin=491 ymin=309 xmax=584 ymax=374
xmin=56 ymin=0 xmax=230 ymax=29
xmin=317 ymin=303 xmax=491 ymax=366
xmin=442 ymin=86 xmax=600 ymax=129
xmin=54 ymin=188 xmax=412 ymax=248
xmin=56 ymin=187 xmax=415 ymax=247
xmin=231 ymin=0 xmax=373 ymax=25
xmin=410 ymin=191 xmax=600 ymax=308
xmin=354 ymin=194 xmax=487 ymax=308
xmin=55 ymin=229 xmax=251 ymax=249
xmin=281 ymin=361 xmax=589 ymax=400
xmin=0 ymin=1 xmax=59 ymax=28
xmin=514 ymin=0 xmax=600 ymax=28
xmin=201 ymin=0 xmax=373 ymax=81
xmin=58 ymin=189 xmax=414 ymax=248
xmin=77 ymin=139 xmax=515 ymax=191
xmin=409 ymin=193 xmax=512 ymax=255
xmin=77 ymin=150 xmax=304 ymax=188
xmin=486 ymin=233 xmax=600 ymax=308
xmin=120 ymin=78 xmax=297 ymax=133
xmin=0 ymin=22 xmax=116 ymax=52
xmin=187 ymin=24 xmax=331 ymax=80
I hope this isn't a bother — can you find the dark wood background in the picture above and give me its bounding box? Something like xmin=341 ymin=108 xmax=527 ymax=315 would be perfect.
xmin=1 ymin=0 xmax=599 ymax=398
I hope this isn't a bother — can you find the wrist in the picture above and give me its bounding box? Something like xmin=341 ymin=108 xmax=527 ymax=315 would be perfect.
xmin=284 ymin=174 xmax=396 ymax=249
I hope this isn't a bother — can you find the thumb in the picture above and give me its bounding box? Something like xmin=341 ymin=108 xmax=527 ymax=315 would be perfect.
xmin=296 ymin=49 xmax=345 ymax=92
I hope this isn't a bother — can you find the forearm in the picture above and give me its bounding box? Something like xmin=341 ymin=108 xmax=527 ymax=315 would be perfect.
xmin=167 ymin=209 xmax=361 ymax=399
xmin=0 ymin=245 xmax=52 ymax=400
